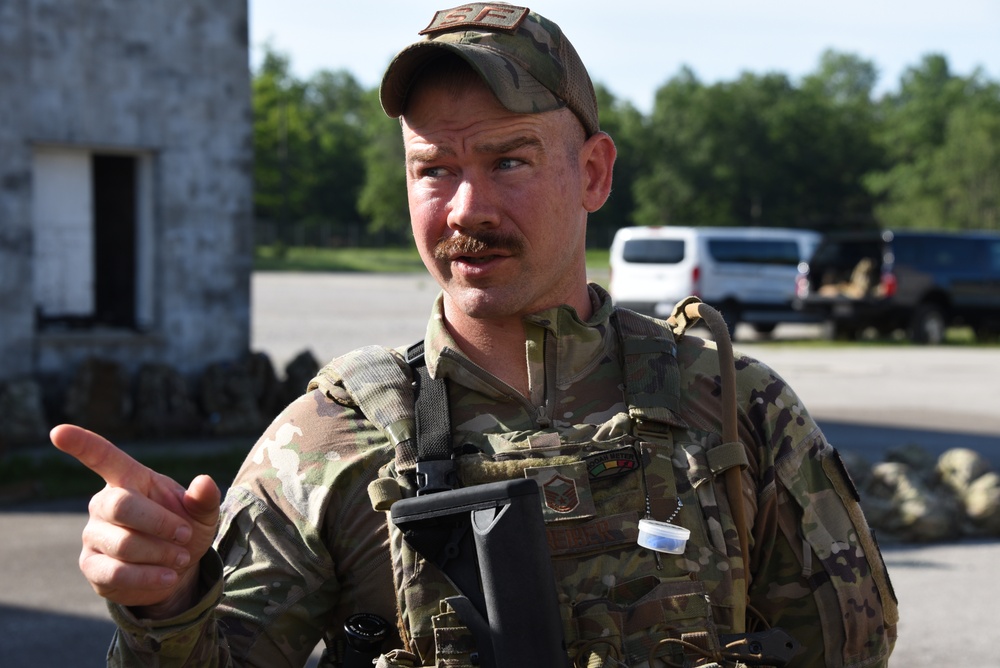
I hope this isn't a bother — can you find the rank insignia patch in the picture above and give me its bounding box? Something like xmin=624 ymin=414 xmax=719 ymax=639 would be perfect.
xmin=542 ymin=474 xmax=579 ymax=513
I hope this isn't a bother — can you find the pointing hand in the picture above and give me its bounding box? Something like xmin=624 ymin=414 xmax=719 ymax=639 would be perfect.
xmin=51 ymin=424 xmax=221 ymax=616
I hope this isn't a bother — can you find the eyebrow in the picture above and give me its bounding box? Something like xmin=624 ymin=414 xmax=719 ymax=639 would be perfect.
xmin=407 ymin=145 xmax=455 ymax=167
xmin=406 ymin=135 xmax=545 ymax=166
xmin=474 ymin=135 xmax=544 ymax=156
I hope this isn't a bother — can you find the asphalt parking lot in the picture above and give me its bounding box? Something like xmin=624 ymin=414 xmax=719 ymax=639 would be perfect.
xmin=2 ymin=272 xmax=998 ymax=667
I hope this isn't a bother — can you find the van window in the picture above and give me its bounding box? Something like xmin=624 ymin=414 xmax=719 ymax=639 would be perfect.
xmin=707 ymin=239 xmax=801 ymax=266
xmin=621 ymin=239 xmax=685 ymax=264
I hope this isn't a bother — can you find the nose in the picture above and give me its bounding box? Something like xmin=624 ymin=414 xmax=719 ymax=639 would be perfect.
xmin=447 ymin=176 xmax=499 ymax=231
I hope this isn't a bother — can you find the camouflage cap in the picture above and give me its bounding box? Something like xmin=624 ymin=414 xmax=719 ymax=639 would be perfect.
xmin=380 ymin=3 xmax=599 ymax=135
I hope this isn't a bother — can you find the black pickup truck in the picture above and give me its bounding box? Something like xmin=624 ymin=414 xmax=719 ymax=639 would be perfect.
xmin=793 ymin=229 xmax=1000 ymax=343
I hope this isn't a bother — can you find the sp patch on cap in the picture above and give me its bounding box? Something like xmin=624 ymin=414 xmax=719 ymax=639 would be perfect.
xmin=421 ymin=4 xmax=530 ymax=35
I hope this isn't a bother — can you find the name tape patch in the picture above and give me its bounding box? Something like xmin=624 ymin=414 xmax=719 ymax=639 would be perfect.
xmin=421 ymin=4 xmax=530 ymax=35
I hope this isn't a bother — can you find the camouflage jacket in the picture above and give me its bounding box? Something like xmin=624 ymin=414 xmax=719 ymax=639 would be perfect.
xmin=106 ymin=285 xmax=897 ymax=667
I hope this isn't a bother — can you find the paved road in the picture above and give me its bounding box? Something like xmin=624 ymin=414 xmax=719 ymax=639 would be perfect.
xmin=2 ymin=272 xmax=998 ymax=667
xmin=252 ymin=272 xmax=1000 ymax=465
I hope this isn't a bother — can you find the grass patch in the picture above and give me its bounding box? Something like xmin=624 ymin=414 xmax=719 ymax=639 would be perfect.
xmin=585 ymin=249 xmax=610 ymax=270
xmin=255 ymin=244 xmax=613 ymax=276
xmin=942 ymin=326 xmax=983 ymax=345
xmin=255 ymin=245 xmax=427 ymax=273
xmin=744 ymin=325 xmax=990 ymax=348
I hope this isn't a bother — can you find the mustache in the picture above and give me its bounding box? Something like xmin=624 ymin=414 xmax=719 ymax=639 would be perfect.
xmin=433 ymin=231 xmax=525 ymax=260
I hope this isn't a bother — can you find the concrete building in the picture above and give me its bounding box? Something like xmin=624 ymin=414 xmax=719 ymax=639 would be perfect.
xmin=0 ymin=0 xmax=254 ymax=386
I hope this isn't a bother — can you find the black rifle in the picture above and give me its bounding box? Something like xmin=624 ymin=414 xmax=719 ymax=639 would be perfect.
xmin=390 ymin=478 xmax=569 ymax=668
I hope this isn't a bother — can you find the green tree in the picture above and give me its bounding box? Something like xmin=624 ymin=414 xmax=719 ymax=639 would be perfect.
xmin=797 ymin=50 xmax=884 ymax=228
xmin=866 ymin=55 xmax=1000 ymax=230
xmin=253 ymin=47 xmax=371 ymax=244
xmin=633 ymin=53 xmax=883 ymax=232
xmin=632 ymin=67 xmax=728 ymax=227
xmin=300 ymin=69 xmax=368 ymax=236
xmin=252 ymin=48 xmax=311 ymax=239
xmin=588 ymin=83 xmax=646 ymax=246
xmin=250 ymin=49 xmax=998 ymax=247
xmin=803 ymin=49 xmax=878 ymax=106
xmin=928 ymin=86 xmax=1000 ymax=229
xmin=357 ymin=88 xmax=410 ymax=241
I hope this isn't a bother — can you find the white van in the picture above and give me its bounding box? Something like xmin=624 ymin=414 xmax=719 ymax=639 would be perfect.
xmin=609 ymin=226 xmax=821 ymax=335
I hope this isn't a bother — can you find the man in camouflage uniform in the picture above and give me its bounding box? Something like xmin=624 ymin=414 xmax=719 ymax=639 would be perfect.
xmin=52 ymin=4 xmax=897 ymax=667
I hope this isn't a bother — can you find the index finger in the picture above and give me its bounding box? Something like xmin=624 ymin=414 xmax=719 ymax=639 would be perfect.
xmin=50 ymin=424 xmax=148 ymax=488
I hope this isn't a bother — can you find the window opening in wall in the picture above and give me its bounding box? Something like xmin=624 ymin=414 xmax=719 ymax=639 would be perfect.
xmin=33 ymin=147 xmax=151 ymax=331
xmin=93 ymin=154 xmax=137 ymax=328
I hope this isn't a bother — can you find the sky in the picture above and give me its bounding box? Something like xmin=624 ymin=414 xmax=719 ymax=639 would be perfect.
xmin=248 ymin=1 xmax=999 ymax=114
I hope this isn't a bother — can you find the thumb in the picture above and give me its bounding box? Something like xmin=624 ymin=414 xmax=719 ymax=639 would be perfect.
xmin=182 ymin=474 xmax=221 ymax=528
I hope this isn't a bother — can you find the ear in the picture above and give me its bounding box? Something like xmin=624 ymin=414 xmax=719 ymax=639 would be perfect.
xmin=580 ymin=131 xmax=617 ymax=213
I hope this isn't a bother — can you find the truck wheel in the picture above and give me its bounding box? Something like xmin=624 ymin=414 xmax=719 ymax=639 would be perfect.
xmin=718 ymin=302 xmax=739 ymax=340
xmin=909 ymin=303 xmax=946 ymax=344
xmin=821 ymin=320 xmax=858 ymax=341
xmin=752 ymin=323 xmax=777 ymax=336
xmin=974 ymin=324 xmax=1000 ymax=343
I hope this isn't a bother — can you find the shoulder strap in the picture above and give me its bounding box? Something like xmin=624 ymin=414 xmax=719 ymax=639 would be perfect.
xmin=405 ymin=341 xmax=458 ymax=494
xmin=308 ymin=344 xmax=418 ymax=470
xmin=309 ymin=341 xmax=460 ymax=494
xmin=611 ymin=307 xmax=688 ymax=432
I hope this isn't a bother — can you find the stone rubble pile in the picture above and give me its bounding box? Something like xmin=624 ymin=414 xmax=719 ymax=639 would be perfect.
xmin=843 ymin=445 xmax=1000 ymax=542
xmin=2 ymin=360 xmax=998 ymax=543
xmin=0 ymin=350 xmax=320 ymax=449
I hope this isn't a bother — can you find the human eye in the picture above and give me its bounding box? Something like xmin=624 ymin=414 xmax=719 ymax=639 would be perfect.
xmin=497 ymin=157 xmax=526 ymax=171
xmin=420 ymin=165 xmax=449 ymax=178
xmin=408 ymin=160 xmax=452 ymax=181
xmin=407 ymin=145 xmax=456 ymax=180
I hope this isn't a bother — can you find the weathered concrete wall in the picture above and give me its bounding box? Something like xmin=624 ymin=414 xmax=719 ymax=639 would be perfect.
xmin=0 ymin=0 xmax=35 ymax=382
xmin=0 ymin=0 xmax=253 ymax=382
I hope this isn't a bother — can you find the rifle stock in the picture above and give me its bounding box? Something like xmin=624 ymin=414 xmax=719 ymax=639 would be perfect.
xmin=390 ymin=478 xmax=569 ymax=668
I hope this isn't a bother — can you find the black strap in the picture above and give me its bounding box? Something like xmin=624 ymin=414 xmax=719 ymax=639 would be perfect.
xmin=406 ymin=341 xmax=457 ymax=494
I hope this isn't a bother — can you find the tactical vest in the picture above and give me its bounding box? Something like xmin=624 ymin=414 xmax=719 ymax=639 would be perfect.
xmin=316 ymin=307 xmax=756 ymax=668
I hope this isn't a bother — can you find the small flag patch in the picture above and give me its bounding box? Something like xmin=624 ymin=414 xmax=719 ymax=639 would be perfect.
xmin=586 ymin=447 xmax=640 ymax=479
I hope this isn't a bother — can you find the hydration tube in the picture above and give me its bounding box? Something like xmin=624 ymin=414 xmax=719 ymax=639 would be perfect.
xmin=667 ymin=297 xmax=751 ymax=627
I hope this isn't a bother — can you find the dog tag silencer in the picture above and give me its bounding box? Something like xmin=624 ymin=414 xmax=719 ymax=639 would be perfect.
xmin=637 ymin=518 xmax=690 ymax=554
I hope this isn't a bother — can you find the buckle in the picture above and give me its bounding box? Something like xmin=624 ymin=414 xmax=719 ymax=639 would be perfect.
xmin=415 ymin=459 xmax=458 ymax=495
